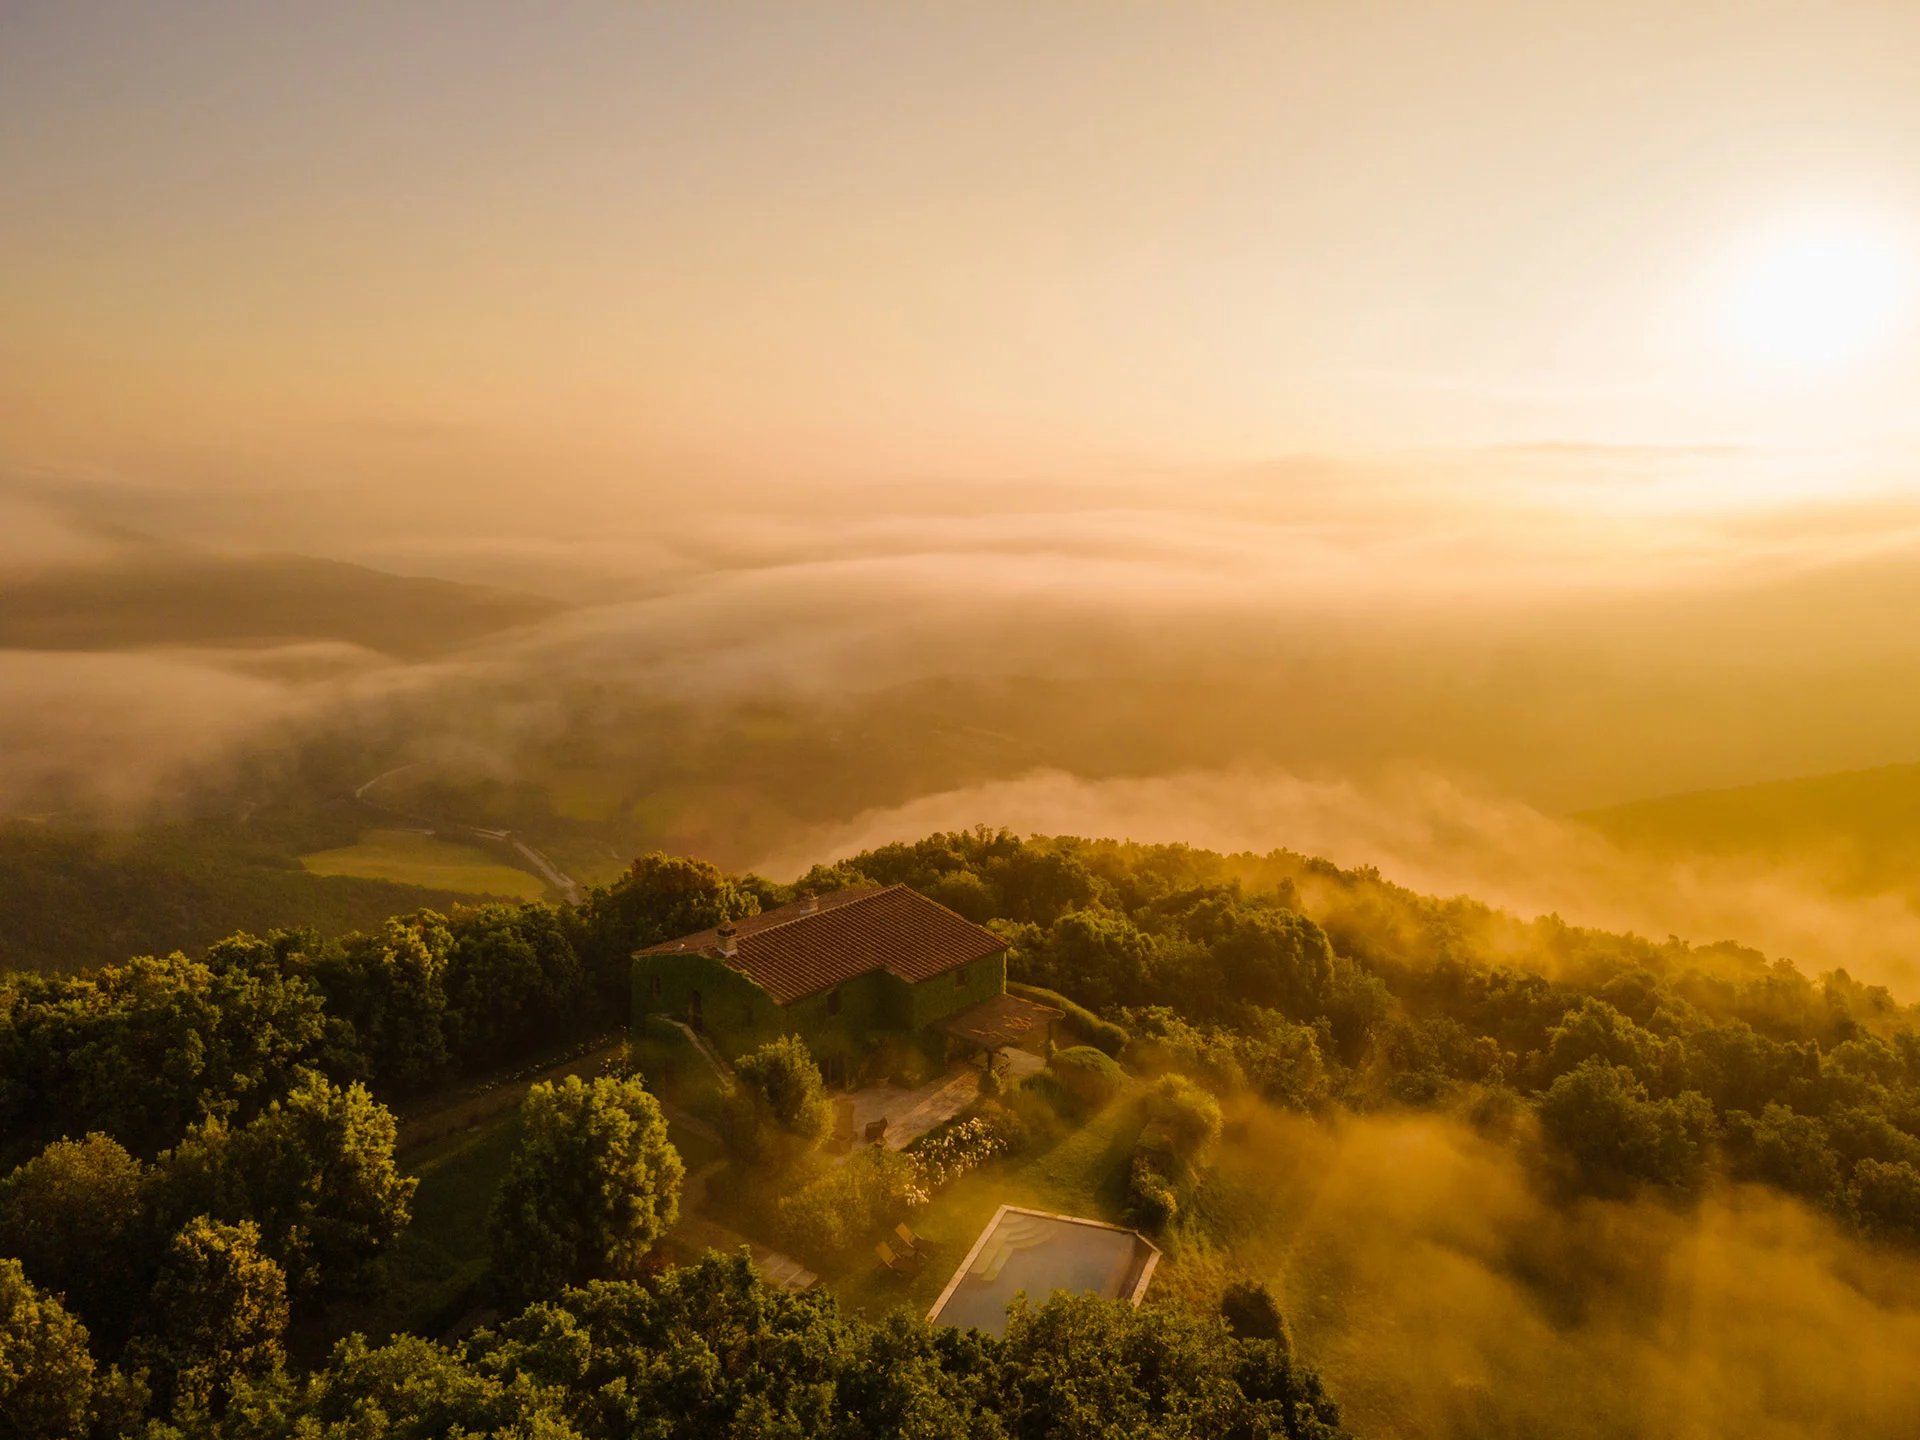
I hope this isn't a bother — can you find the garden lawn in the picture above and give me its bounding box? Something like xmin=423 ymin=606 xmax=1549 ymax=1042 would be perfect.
xmin=300 ymin=827 xmax=546 ymax=899
xmin=830 ymin=1095 xmax=1148 ymax=1322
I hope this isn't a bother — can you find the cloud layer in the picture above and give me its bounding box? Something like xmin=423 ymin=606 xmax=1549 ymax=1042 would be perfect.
xmin=1219 ymin=1106 xmax=1920 ymax=1440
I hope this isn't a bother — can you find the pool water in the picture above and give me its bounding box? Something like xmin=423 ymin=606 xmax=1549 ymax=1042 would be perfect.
xmin=927 ymin=1206 xmax=1158 ymax=1336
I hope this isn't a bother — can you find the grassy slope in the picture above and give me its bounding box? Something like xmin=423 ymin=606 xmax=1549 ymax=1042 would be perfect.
xmin=1579 ymin=761 xmax=1920 ymax=898
xmin=315 ymin=1100 xmax=721 ymax=1350
xmin=315 ymin=1109 xmax=524 ymax=1349
xmin=300 ymin=828 xmax=547 ymax=901
xmin=0 ymin=823 xmax=498 ymax=974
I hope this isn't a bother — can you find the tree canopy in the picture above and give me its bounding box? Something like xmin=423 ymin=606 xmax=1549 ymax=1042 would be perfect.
xmin=489 ymin=1074 xmax=685 ymax=1303
xmin=724 ymin=1035 xmax=834 ymax=1168
xmin=183 ymin=1256 xmax=1349 ymax=1440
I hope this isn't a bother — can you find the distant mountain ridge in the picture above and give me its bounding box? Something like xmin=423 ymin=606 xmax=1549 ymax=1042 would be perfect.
xmin=1579 ymin=761 xmax=1920 ymax=900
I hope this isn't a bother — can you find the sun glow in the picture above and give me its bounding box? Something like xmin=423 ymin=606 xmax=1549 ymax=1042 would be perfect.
xmin=1719 ymin=213 xmax=1913 ymax=376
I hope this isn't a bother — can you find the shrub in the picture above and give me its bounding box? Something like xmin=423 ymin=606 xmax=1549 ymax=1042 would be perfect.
xmin=773 ymin=1147 xmax=922 ymax=1263
xmin=1006 ymin=1076 xmax=1071 ymax=1149
xmin=1048 ymin=1045 xmax=1128 ymax=1115
xmin=976 ymin=1099 xmax=1031 ymax=1155
xmin=907 ymin=1116 xmax=1009 ymax=1191
xmin=724 ymin=1036 xmax=834 ymax=1170
xmin=1144 ymin=1075 xmax=1222 ymax=1163
xmin=1088 ymin=1018 xmax=1133 ymax=1058
xmin=1220 ymin=1279 xmax=1287 ymax=1343
xmin=1010 ymin=982 xmax=1130 ymax=1056
xmin=1127 ymin=1153 xmax=1179 ymax=1229
xmin=1133 ymin=1120 xmax=1189 ymax=1186
xmin=1125 ymin=1079 xmax=1223 ymax=1232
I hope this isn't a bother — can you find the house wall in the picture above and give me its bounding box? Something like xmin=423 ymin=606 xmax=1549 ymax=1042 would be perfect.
xmin=631 ymin=952 xmax=781 ymax=1059
xmin=901 ymin=951 xmax=1007 ymax=1031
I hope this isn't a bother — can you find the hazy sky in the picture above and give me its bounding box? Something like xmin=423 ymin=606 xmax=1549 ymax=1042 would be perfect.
xmin=12 ymin=4 xmax=1920 ymax=971
xmin=5 ymin=1 xmax=1919 ymax=511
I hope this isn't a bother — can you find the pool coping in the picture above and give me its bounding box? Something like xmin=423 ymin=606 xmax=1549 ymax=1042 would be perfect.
xmin=924 ymin=1203 xmax=1162 ymax=1328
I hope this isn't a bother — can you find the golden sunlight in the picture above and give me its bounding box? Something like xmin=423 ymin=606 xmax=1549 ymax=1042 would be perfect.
xmin=1719 ymin=212 xmax=1913 ymax=376
xmin=13 ymin=11 xmax=1920 ymax=1440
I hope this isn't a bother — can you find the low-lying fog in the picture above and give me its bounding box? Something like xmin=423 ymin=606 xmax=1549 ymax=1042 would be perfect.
xmin=6 ymin=453 xmax=1920 ymax=990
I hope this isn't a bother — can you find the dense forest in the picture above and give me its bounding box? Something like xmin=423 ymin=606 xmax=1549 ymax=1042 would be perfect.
xmin=7 ymin=828 xmax=1920 ymax=1436
xmin=808 ymin=831 xmax=1920 ymax=1236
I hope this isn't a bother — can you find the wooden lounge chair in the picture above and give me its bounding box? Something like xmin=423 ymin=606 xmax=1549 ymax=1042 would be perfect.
xmin=875 ymin=1240 xmax=920 ymax=1276
xmin=863 ymin=1116 xmax=890 ymax=1145
xmin=892 ymin=1223 xmax=923 ymax=1257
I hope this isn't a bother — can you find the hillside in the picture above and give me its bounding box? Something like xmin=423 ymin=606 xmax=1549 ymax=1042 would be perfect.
xmin=0 ymin=550 xmax=562 ymax=658
xmin=0 ymin=822 xmax=530 ymax=974
xmin=1579 ymin=762 xmax=1920 ymax=900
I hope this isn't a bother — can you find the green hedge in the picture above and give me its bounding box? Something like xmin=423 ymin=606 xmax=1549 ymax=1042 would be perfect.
xmin=1009 ymin=982 xmax=1129 ymax=1056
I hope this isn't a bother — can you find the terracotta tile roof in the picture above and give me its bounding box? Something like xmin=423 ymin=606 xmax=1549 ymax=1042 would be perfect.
xmin=635 ymin=883 xmax=1008 ymax=1005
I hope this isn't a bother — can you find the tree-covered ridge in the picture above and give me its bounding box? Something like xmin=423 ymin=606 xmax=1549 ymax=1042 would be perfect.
xmin=0 ymin=903 xmax=593 ymax=1168
xmin=9 ymin=829 xmax=1920 ymax=1435
xmin=2 ymin=1251 xmax=1351 ymax=1437
xmin=0 ymin=822 xmax=505 ymax=977
xmin=812 ymin=829 xmax=1920 ymax=1234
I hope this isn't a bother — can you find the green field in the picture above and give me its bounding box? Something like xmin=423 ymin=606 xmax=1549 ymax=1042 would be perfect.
xmin=300 ymin=828 xmax=547 ymax=900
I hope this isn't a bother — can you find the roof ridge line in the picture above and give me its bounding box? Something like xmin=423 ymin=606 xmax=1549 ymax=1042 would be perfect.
xmin=737 ymin=882 xmax=902 ymax=943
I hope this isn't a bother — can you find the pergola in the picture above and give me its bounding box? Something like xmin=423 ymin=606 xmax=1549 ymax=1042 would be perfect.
xmin=936 ymin=991 xmax=1063 ymax=1068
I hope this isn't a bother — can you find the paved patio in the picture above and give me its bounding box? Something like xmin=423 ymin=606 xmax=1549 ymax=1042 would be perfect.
xmin=844 ymin=1066 xmax=978 ymax=1150
xmin=840 ymin=1044 xmax=1045 ymax=1151
xmin=1001 ymin=1045 xmax=1046 ymax=1081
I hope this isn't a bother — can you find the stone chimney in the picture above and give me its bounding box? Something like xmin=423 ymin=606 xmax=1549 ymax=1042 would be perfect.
xmin=717 ymin=922 xmax=737 ymax=957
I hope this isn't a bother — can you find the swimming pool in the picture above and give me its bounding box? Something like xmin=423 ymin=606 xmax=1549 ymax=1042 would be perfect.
xmin=925 ymin=1204 xmax=1160 ymax=1337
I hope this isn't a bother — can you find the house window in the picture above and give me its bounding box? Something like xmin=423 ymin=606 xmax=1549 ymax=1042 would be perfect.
xmin=827 ymin=988 xmax=841 ymax=1017
xmin=955 ymin=964 xmax=968 ymax=988
xmin=648 ymin=974 xmax=662 ymax=1001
